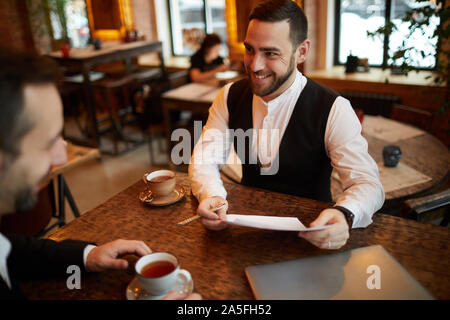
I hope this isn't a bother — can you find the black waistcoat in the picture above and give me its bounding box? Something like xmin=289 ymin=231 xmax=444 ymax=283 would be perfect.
xmin=227 ymin=77 xmax=338 ymax=202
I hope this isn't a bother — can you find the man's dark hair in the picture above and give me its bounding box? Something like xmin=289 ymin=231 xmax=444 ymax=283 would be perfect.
xmin=249 ymin=0 xmax=308 ymax=48
xmin=199 ymin=33 xmax=222 ymax=56
xmin=0 ymin=51 xmax=61 ymax=156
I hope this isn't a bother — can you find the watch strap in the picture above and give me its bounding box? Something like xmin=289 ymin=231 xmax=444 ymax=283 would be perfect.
xmin=333 ymin=206 xmax=354 ymax=228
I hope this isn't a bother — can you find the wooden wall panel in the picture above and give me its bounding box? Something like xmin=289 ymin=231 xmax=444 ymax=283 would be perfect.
xmin=90 ymin=0 xmax=122 ymax=30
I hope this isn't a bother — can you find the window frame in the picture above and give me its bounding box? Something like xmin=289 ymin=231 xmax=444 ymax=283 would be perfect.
xmin=167 ymin=0 xmax=220 ymax=57
xmin=333 ymin=0 xmax=439 ymax=70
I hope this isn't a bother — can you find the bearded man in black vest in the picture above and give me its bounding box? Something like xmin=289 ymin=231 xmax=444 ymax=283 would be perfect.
xmin=189 ymin=0 xmax=384 ymax=250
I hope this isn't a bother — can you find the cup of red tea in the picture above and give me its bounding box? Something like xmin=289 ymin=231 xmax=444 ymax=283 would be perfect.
xmin=135 ymin=252 xmax=192 ymax=296
xmin=143 ymin=170 xmax=176 ymax=197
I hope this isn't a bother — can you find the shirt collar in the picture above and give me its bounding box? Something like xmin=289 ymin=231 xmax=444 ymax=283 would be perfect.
xmin=0 ymin=233 xmax=11 ymax=261
xmin=0 ymin=232 xmax=12 ymax=288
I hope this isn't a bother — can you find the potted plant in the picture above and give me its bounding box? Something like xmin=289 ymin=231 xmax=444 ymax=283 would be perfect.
xmin=26 ymin=0 xmax=70 ymax=52
xmin=367 ymin=0 xmax=449 ymax=115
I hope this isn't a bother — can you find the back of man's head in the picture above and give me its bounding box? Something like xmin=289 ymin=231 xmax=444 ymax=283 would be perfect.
xmin=249 ymin=0 xmax=308 ymax=48
xmin=0 ymin=51 xmax=60 ymax=157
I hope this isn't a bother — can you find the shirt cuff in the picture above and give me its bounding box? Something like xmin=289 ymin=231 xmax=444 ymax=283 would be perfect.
xmin=334 ymin=199 xmax=374 ymax=228
xmin=199 ymin=188 xmax=227 ymax=202
xmin=83 ymin=244 xmax=97 ymax=270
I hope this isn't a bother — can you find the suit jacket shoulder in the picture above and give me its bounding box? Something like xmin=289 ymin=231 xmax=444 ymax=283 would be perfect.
xmin=1 ymin=233 xmax=91 ymax=300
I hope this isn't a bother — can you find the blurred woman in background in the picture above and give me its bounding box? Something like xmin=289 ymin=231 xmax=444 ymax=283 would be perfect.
xmin=189 ymin=34 xmax=228 ymax=83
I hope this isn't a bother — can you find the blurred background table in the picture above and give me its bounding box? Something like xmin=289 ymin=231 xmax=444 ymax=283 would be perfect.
xmin=48 ymin=41 xmax=165 ymax=149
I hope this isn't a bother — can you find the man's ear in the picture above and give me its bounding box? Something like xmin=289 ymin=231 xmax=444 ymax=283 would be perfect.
xmin=296 ymin=39 xmax=311 ymax=65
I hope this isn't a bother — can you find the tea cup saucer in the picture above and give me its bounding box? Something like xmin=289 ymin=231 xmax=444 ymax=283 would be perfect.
xmin=126 ymin=275 xmax=194 ymax=300
xmin=139 ymin=184 xmax=186 ymax=207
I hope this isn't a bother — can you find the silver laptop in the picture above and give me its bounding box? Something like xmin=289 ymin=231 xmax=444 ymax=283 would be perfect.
xmin=245 ymin=245 xmax=434 ymax=300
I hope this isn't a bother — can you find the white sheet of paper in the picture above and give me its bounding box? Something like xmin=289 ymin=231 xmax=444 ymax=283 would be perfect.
xmin=226 ymin=214 xmax=335 ymax=232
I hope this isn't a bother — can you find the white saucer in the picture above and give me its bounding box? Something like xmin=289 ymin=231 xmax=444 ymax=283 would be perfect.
xmin=126 ymin=276 xmax=194 ymax=300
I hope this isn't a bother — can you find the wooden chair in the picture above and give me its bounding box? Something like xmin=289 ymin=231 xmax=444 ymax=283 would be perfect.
xmin=128 ymin=67 xmax=172 ymax=164
xmin=92 ymin=75 xmax=139 ymax=154
xmin=339 ymin=91 xmax=401 ymax=117
xmin=60 ymin=71 xmax=105 ymax=138
xmin=390 ymin=103 xmax=434 ymax=132
xmin=401 ymin=188 xmax=450 ymax=226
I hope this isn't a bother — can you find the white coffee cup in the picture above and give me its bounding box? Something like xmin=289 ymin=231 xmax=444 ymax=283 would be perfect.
xmin=143 ymin=170 xmax=176 ymax=197
xmin=135 ymin=252 xmax=192 ymax=296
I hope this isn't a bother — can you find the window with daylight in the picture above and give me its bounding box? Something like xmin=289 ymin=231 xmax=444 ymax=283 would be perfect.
xmin=48 ymin=0 xmax=90 ymax=48
xmin=335 ymin=0 xmax=440 ymax=68
xmin=168 ymin=0 xmax=227 ymax=56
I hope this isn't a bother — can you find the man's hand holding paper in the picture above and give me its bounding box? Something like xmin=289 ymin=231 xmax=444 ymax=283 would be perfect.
xmin=197 ymin=197 xmax=346 ymax=250
xmin=197 ymin=196 xmax=228 ymax=231
xmin=298 ymin=208 xmax=350 ymax=250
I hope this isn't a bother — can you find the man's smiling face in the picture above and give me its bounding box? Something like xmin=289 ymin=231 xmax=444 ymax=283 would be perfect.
xmin=244 ymin=19 xmax=298 ymax=102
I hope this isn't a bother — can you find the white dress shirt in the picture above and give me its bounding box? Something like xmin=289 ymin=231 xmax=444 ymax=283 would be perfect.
xmin=189 ymin=70 xmax=385 ymax=228
xmin=0 ymin=232 xmax=96 ymax=289
xmin=0 ymin=233 xmax=12 ymax=289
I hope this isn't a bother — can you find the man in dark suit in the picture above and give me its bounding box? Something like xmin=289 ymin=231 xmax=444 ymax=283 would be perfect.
xmin=0 ymin=53 xmax=200 ymax=300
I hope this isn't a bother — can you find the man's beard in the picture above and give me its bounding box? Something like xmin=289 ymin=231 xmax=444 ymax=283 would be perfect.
xmin=14 ymin=187 xmax=37 ymax=213
xmin=246 ymin=54 xmax=296 ymax=98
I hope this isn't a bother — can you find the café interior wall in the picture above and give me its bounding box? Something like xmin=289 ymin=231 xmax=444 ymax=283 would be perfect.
xmin=302 ymin=0 xmax=330 ymax=74
xmin=132 ymin=0 xmax=158 ymax=43
xmin=10 ymin=0 xmax=159 ymax=55
xmin=0 ymin=0 xmax=36 ymax=53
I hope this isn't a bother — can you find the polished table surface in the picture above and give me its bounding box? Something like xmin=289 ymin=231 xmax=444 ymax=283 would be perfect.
xmin=20 ymin=174 xmax=450 ymax=299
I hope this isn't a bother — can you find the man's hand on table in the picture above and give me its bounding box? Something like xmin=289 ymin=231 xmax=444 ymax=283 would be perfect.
xmin=86 ymin=239 xmax=152 ymax=272
xmin=298 ymin=208 xmax=350 ymax=250
xmin=197 ymin=196 xmax=228 ymax=230
xmin=86 ymin=240 xmax=203 ymax=300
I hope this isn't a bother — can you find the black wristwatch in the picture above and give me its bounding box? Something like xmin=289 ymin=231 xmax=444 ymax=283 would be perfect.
xmin=333 ymin=206 xmax=354 ymax=228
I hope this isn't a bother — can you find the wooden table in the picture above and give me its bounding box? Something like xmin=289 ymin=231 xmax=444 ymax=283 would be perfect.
xmin=48 ymin=41 xmax=165 ymax=148
xmin=332 ymin=116 xmax=450 ymax=214
xmin=20 ymin=174 xmax=450 ymax=299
